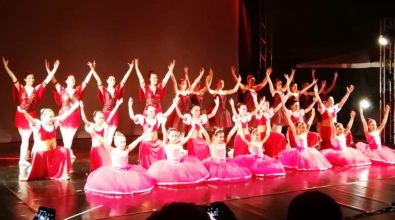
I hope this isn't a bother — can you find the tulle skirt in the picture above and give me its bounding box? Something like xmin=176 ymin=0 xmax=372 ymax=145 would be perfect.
xmin=321 ymin=147 xmax=371 ymax=167
xmin=355 ymin=142 xmax=395 ymax=165
xmin=85 ymin=165 xmax=155 ymax=195
xmin=138 ymin=140 xmax=165 ymax=169
xmin=279 ymin=147 xmax=332 ymax=171
xmin=22 ymin=146 xmax=72 ymax=181
xmin=90 ymin=146 xmax=111 ymax=172
xmin=187 ymin=138 xmax=210 ymax=160
xmin=263 ymin=131 xmax=287 ymax=158
xmin=234 ymin=155 xmax=286 ymax=176
xmin=202 ymin=158 xmax=252 ymax=182
xmin=147 ymin=156 xmax=209 ymax=185
xmin=209 ymin=107 xmax=232 ymax=128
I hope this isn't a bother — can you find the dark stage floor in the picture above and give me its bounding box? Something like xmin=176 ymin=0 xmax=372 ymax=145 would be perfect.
xmin=1 ymin=139 xmax=395 ymax=219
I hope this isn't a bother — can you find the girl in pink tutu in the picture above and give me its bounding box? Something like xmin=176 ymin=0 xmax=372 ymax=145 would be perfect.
xmin=234 ymin=121 xmax=286 ymax=177
xmin=128 ymin=96 xmax=180 ymax=169
xmin=84 ymin=131 xmax=154 ymax=195
xmin=279 ymin=96 xmax=332 ymax=171
xmin=206 ymin=68 xmax=241 ymax=129
xmin=2 ymin=58 xmax=58 ymax=166
xmin=356 ymin=105 xmax=395 ymax=165
xmin=80 ymin=99 xmax=123 ymax=172
xmin=135 ymin=58 xmax=175 ymax=113
xmin=175 ymin=97 xmax=219 ymax=160
xmin=17 ymin=102 xmax=80 ymax=181
xmin=147 ymin=119 xmax=209 ymax=185
xmin=200 ymin=123 xmax=252 ymax=182
xmin=321 ymin=111 xmax=371 ymax=167
xmin=50 ymin=63 xmax=93 ymax=159
xmin=88 ymin=61 xmax=133 ymax=145
xmin=167 ymin=67 xmax=205 ymax=133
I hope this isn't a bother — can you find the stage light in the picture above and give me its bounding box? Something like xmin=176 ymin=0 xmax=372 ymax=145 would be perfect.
xmin=360 ymin=99 xmax=370 ymax=109
xmin=378 ymin=35 xmax=389 ymax=46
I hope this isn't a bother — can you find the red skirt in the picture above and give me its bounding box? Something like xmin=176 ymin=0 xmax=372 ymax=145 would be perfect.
xmin=103 ymin=110 xmax=119 ymax=126
xmin=15 ymin=111 xmax=36 ymax=130
xmin=263 ymin=131 xmax=286 ymax=158
xmin=138 ymin=140 xmax=165 ymax=169
xmin=187 ymin=137 xmax=210 ymax=160
xmin=90 ymin=146 xmax=111 ymax=172
xmin=320 ymin=126 xmax=332 ymax=149
xmin=233 ymin=134 xmax=251 ymax=157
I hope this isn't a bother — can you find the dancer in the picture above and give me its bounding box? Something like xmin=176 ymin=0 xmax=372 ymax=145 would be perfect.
xmin=49 ymin=64 xmax=93 ymax=159
xmin=147 ymin=119 xmax=209 ymax=185
xmin=189 ymin=68 xmax=208 ymax=108
xmin=286 ymin=68 xmax=317 ymax=101
xmin=128 ymin=96 xmax=180 ymax=169
xmin=80 ymin=99 xmax=123 ymax=172
xmin=206 ymin=68 xmax=241 ymax=129
xmin=17 ymin=102 xmax=80 ymax=180
xmin=135 ymin=58 xmax=175 ymax=112
xmin=84 ymin=131 xmax=154 ymax=195
xmin=229 ymin=99 xmax=253 ymax=157
xmin=356 ymin=105 xmax=395 ymax=164
xmin=175 ymin=97 xmax=219 ymax=160
xmin=167 ymin=67 xmax=205 ymax=133
xmin=279 ymin=95 xmax=332 ymax=171
xmin=266 ymin=71 xmax=288 ymax=133
xmin=200 ymin=122 xmax=252 ymax=182
xmin=321 ymin=111 xmax=371 ymax=167
xmin=88 ymin=61 xmax=133 ymax=144
xmin=234 ymin=123 xmax=286 ymax=177
xmin=314 ymin=84 xmax=354 ymax=149
xmin=2 ymin=57 xmax=58 ymax=166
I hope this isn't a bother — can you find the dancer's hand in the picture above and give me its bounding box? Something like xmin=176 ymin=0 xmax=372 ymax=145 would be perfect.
xmin=128 ymin=97 xmax=133 ymax=107
xmin=350 ymin=111 xmax=356 ymax=118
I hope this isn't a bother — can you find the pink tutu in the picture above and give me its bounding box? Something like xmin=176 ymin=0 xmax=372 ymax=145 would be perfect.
xmin=90 ymin=146 xmax=111 ymax=172
xmin=84 ymin=165 xmax=154 ymax=195
xmin=321 ymin=147 xmax=371 ymax=167
xmin=263 ymin=131 xmax=286 ymax=158
xmin=355 ymin=142 xmax=395 ymax=165
xmin=138 ymin=140 xmax=165 ymax=169
xmin=187 ymin=138 xmax=210 ymax=160
xmin=202 ymin=158 xmax=252 ymax=182
xmin=234 ymin=155 xmax=285 ymax=176
xmin=147 ymin=156 xmax=209 ymax=185
xmin=279 ymin=147 xmax=332 ymax=171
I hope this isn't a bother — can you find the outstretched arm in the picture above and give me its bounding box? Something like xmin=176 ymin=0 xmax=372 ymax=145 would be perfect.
xmin=337 ymin=85 xmax=354 ymax=108
xmin=344 ymin=111 xmax=356 ymax=135
xmin=252 ymin=67 xmax=272 ymax=91
xmin=88 ymin=61 xmax=104 ymax=93
xmin=226 ymin=123 xmax=239 ymax=144
xmin=127 ymin=97 xmax=140 ymax=122
xmin=205 ymin=69 xmax=216 ymax=95
xmin=2 ymin=57 xmax=20 ymax=89
xmin=306 ymin=108 xmax=315 ymax=131
xmin=207 ymin=97 xmax=220 ymax=119
xmin=175 ymin=106 xmax=186 ymax=120
xmin=107 ymin=98 xmax=123 ymax=124
xmin=127 ymin=131 xmax=150 ymax=153
xmin=42 ymin=60 xmax=59 ymax=86
xmin=81 ymin=69 xmax=94 ymax=91
xmin=224 ymin=75 xmax=241 ymax=95
xmin=324 ymin=71 xmax=338 ymax=94
xmin=163 ymin=96 xmax=180 ymax=118
xmin=179 ymin=125 xmax=196 ymax=145
xmin=189 ymin=68 xmax=205 ymax=91
xmin=162 ymin=60 xmax=175 ymax=86
xmin=299 ymin=79 xmax=317 ymax=95
xmin=304 ymin=98 xmax=317 ymax=113
xmin=119 ymin=62 xmax=134 ymax=88
xmin=378 ymin=105 xmax=390 ymax=133
xmin=359 ymin=106 xmax=368 ymax=134
xmin=134 ymin=58 xmax=146 ymax=91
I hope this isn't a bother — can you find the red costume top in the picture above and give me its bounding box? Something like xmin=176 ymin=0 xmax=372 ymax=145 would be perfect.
xmin=54 ymin=85 xmax=83 ymax=128
xmin=139 ymin=83 xmax=166 ymax=112
xmin=98 ymin=85 xmax=125 ymax=126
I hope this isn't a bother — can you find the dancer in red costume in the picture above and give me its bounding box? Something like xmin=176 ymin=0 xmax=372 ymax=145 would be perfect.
xmin=356 ymin=105 xmax=395 ymax=165
xmin=2 ymin=57 xmax=58 ymax=166
xmin=314 ymin=84 xmax=354 ymax=149
xmin=189 ymin=67 xmax=208 ymax=108
xmin=175 ymin=97 xmax=219 ymax=160
xmin=135 ymin=58 xmax=175 ymax=112
xmin=206 ymin=68 xmax=241 ymax=129
xmin=167 ymin=67 xmax=205 ymax=133
xmin=85 ymin=130 xmax=154 ymax=195
xmin=49 ymin=63 xmax=93 ymax=159
xmin=147 ymin=119 xmax=209 ymax=185
xmin=321 ymin=111 xmax=371 ymax=167
xmin=128 ymin=96 xmax=180 ymax=169
xmin=285 ymin=68 xmax=317 ymax=101
xmin=17 ymin=102 xmax=80 ymax=180
xmin=80 ymin=99 xmax=123 ymax=172
xmin=88 ymin=61 xmax=133 ymax=145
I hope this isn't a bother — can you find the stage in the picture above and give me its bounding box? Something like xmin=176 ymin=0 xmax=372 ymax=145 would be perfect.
xmin=1 ymin=139 xmax=395 ymax=219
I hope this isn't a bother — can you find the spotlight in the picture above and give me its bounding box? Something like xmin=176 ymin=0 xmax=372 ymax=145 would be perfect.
xmin=378 ymin=35 xmax=389 ymax=46
xmin=360 ymin=99 xmax=371 ymax=109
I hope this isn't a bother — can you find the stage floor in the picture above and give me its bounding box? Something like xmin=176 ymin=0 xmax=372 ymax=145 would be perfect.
xmin=1 ymin=139 xmax=395 ymax=219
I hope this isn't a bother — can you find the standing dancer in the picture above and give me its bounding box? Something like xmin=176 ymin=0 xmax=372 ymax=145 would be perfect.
xmin=2 ymin=57 xmax=58 ymax=166
xmin=356 ymin=105 xmax=395 ymax=164
xmin=314 ymin=85 xmax=354 ymax=149
xmin=17 ymin=102 xmax=80 ymax=180
xmin=206 ymin=68 xmax=241 ymax=129
xmin=321 ymin=111 xmax=371 ymax=167
xmin=84 ymin=130 xmax=154 ymax=195
xmin=266 ymin=71 xmax=289 ymax=133
xmin=50 ymin=64 xmax=93 ymax=159
xmin=88 ymin=61 xmax=133 ymax=144
xmin=286 ymin=68 xmax=317 ymax=101
xmin=175 ymin=97 xmax=219 ymax=160
xmin=80 ymin=99 xmax=123 ymax=172
xmin=128 ymin=96 xmax=179 ymax=169
xmin=189 ymin=68 xmax=208 ymax=108
xmin=147 ymin=119 xmax=209 ymax=185
xmin=135 ymin=59 xmax=175 ymax=112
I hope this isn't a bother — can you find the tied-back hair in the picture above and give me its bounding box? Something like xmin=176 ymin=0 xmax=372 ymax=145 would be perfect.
xmin=237 ymin=102 xmax=246 ymax=109
xmin=367 ymin=118 xmax=375 ymax=124
xmin=65 ymin=74 xmax=75 ymax=81
xmin=92 ymin=110 xmax=103 ymax=117
xmin=213 ymin=128 xmax=224 ymax=137
xmin=40 ymin=108 xmax=53 ymax=117
xmin=114 ymin=131 xmax=125 ymax=140
xmin=247 ymin=74 xmax=255 ymax=81
xmin=167 ymin=128 xmax=178 ymax=135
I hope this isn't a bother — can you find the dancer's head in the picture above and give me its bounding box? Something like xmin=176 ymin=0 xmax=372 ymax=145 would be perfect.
xmin=65 ymin=74 xmax=76 ymax=88
xmin=216 ymin=78 xmax=224 ymax=90
xmin=295 ymin=122 xmax=307 ymax=135
xmin=247 ymin=74 xmax=255 ymax=86
xmin=93 ymin=111 xmax=105 ymax=125
xmin=290 ymin=82 xmax=298 ymax=93
xmin=106 ymin=75 xmax=116 ymax=87
xmin=260 ymin=100 xmax=270 ymax=112
xmin=323 ymin=96 xmax=334 ymax=107
xmin=40 ymin=108 xmax=55 ymax=124
xmin=23 ymin=73 xmax=35 ymax=86
xmin=167 ymin=128 xmax=179 ymax=144
xmin=149 ymin=71 xmax=159 ymax=86
xmin=114 ymin=131 xmax=127 ymax=150
xmin=250 ymin=128 xmax=260 ymax=142
xmin=178 ymin=78 xmax=188 ymax=91
xmin=237 ymin=102 xmax=247 ymax=114
xmin=146 ymin=105 xmax=157 ymax=119
xmin=190 ymin=105 xmax=201 ymax=118
xmin=213 ymin=129 xmax=225 ymax=144
xmin=193 ymin=83 xmax=201 ymax=92
xmin=367 ymin=118 xmax=377 ymax=132
xmin=335 ymin=123 xmax=345 ymax=135
xmin=274 ymin=78 xmax=283 ymax=90
xmin=290 ymin=100 xmax=300 ymax=112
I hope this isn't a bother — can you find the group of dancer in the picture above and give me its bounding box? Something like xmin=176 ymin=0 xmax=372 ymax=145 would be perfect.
xmin=3 ymin=57 xmax=395 ymax=195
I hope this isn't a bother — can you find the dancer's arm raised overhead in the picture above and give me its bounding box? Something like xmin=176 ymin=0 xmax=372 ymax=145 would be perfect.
xmin=189 ymin=68 xmax=205 ymax=92
xmin=207 ymin=97 xmax=220 ymax=119
xmin=107 ymin=98 xmax=123 ymax=124
xmin=88 ymin=61 xmax=104 ymax=93
xmin=162 ymin=60 xmax=176 ymax=87
xmin=119 ymin=62 xmax=134 ymax=88
xmin=134 ymin=58 xmax=146 ymax=92
xmin=337 ymin=85 xmax=354 ymax=108
xmin=344 ymin=111 xmax=356 ymax=135
xmin=163 ymin=96 xmax=180 ymax=118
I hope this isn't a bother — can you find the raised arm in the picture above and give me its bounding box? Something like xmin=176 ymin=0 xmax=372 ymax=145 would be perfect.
xmin=359 ymin=106 xmax=368 ymax=134
xmin=378 ymin=105 xmax=390 ymax=133
xmin=224 ymin=75 xmax=241 ymax=95
xmin=344 ymin=111 xmax=356 ymax=135
xmin=127 ymin=97 xmax=139 ymax=122
xmin=189 ymin=68 xmax=205 ymax=92
xmin=226 ymin=123 xmax=239 ymax=144
xmin=134 ymin=58 xmax=146 ymax=91
xmin=252 ymin=67 xmax=272 ymax=91
xmin=88 ymin=61 xmax=104 ymax=93
xmin=79 ymin=101 xmax=91 ymax=125
xmin=42 ymin=60 xmax=59 ymax=86
xmin=229 ymin=98 xmax=238 ymax=117
xmin=57 ymin=101 xmax=80 ymax=122
xmin=161 ymin=117 xmax=168 ymax=144
xmin=162 ymin=60 xmax=175 ymax=86
xmin=306 ymin=108 xmax=315 ymax=131
xmin=313 ymin=85 xmax=324 ymax=109
xmin=2 ymin=57 xmax=20 ymax=89
xmin=304 ymin=98 xmax=317 ymax=113
xmin=337 ymin=85 xmax=354 ymax=108
xmin=179 ymin=124 xmax=196 ymax=145
xmin=119 ymin=62 xmax=134 ymax=88
xmin=205 ymin=69 xmax=216 ymax=95
xmin=207 ymin=97 xmax=220 ymax=119
xmin=299 ymin=79 xmax=317 ymax=95
xmin=127 ymin=131 xmax=150 ymax=153
xmin=163 ymin=96 xmax=180 ymax=118
xmin=323 ymin=71 xmax=338 ymax=94
xmin=106 ymin=98 xmax=123 ymax=124
xmin=267 ymin=73 xmax=275 ymax=96
xmin=200 ymin=123 xmax=211 ymax=145
xmin=175 ymin=106 xmax=186 ymax=120
xmin=170 ymin=73 xmax=179 ymax=94
xmin=81 ymin=69 xmax=94 ymax=91
xmin=184 ymin=67 xmax=190 ymax=87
